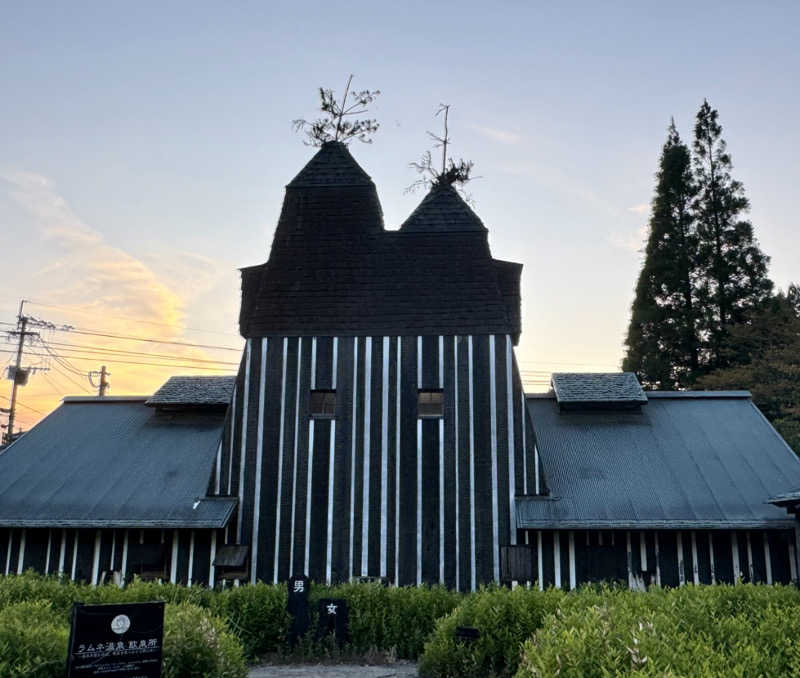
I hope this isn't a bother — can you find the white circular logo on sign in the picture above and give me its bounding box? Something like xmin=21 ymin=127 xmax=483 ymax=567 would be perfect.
xmin=111 ymin=614 xmax=131 ymax=635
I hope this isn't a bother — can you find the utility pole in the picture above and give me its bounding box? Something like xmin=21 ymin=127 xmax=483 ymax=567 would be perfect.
xmin=89 ymin=365 xmax=110 ymax=397
xmin=99 ymin=365 xmax=109 ymax=397
xmin=4 ymin=300 xmax=38 ymax=445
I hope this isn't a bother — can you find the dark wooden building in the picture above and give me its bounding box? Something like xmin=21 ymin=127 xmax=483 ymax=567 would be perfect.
xmin=211 ymin=141 xmax=536 ymax=590
xmin=1 ymin=142 xmax=799 ymax=590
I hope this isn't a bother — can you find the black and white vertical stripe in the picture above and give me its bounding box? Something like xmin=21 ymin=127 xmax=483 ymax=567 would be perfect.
xmin=214 ymin=334 xmax=540 ymax=589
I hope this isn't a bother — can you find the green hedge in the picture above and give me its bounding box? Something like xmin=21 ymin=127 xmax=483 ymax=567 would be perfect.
xmin=10 ymin=571 xmax=800 ymax=677
xmin=0 ymin=598 xmax=245 ymax=678
xmin=515 ymin=584 xmax=800 ymax=678
xmin=0 ymin=573 xmax=462 ymax=664
xmin=418 ymin=585 xmax=567 ymax=678
xmin=418 ymin=583 xmax=800 ymax=678
xmin=0 ymin=601 xmax=69 ymax=678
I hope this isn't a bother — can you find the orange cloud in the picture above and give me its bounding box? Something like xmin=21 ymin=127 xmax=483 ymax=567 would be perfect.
xmin=0 ymin=170 xmax=242 ymax=433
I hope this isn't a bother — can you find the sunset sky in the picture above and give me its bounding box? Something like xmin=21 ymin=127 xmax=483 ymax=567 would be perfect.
xmin=2 ymin=1 xmax=799 ymax=431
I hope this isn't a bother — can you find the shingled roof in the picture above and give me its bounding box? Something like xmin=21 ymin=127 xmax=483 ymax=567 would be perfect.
xmin=400 ymin=183 xmax=486 ymax=232
xmin=239 ymin=142 xmax=522 ymax=340
xmin=146 ymin=375 xmax=236 ymax=407
xmin=288 ymin=141 xmax=374 ymax=187
xmin=552 ymin=372 xmax=648 ymax=409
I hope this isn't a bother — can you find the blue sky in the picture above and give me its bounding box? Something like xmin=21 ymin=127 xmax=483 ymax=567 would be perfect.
xmin=1 ymin=1 xmax=798 ymax=425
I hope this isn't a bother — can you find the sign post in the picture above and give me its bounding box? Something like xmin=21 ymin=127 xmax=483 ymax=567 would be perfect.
xmin=287 ymin=575 xmax=310 ymax=648
xmin=66 ymin=601 xmax=165 ymax=678
xmin=315 ymin=598 xmax=349 ymax=649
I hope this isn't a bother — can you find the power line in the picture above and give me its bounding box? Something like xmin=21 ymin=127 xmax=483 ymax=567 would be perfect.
xmin=22 ymin=300 xmax=241 ymax=338
xmin=41 ymin=339 xmax=240 ymax=366
xmin=0 ymin=350 xmax=233 ymax=372
xmin=45 ymin=325 xmax=242 ymax=352
xmin=0 ymin=394 xmax=45 ymax=415
xmin=48 ymin=364 xmax=92 ymax=394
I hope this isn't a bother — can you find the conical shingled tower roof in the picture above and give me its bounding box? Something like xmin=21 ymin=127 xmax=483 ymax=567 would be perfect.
xmin=238 ymin=142 xmax=522 ymax=341
xmin=400 ymin=183 xmax=486 ymax=233
xmin=287 ymin=141 xmax=374 ymax=188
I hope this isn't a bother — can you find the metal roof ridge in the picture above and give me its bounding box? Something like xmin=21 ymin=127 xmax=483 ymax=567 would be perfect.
xmin=62 ymin=396 xmax=150 ymax=403
xmin=646 ymin=390 xmax=751 ymax=399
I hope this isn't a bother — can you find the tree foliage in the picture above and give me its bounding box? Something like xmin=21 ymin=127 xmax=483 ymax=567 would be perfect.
xmin=293 ymin=75 xmax=380 ymax=146
xmin=692 ymin=99 xmax=773 ymax=368
xmin=623 ymin=121 xmax=699 ymax=388
xmin=407 ymin=104 xmax=475 ymax=200
xmin=696 ymin=287 xmax=800 ymax=453
xmin=624 ymin=101 xmax=774 ymax=387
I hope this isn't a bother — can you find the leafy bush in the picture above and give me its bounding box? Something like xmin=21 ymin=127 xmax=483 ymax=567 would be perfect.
xmin=0 ymin=572 xmax=84 ymax=617
xmin=162 ymin=603 xmax=247 ymax=678
xmin=311 ymin=582 xmax=461 ymax=659
xmin=419 ymin=585 xmax=565 ymax=678
xmin=210 ymin=583 xmax=290 ymax=660
xmin=515 ymin=584 xmax=800 ymax=678
xmin=0 ymin=601 xmax=69 ymax=678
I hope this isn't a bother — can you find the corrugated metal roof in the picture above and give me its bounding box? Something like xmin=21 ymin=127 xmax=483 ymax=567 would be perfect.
xmin=518 ymin=393 xmax=800 ymax=529
xmin=552 ymin=372 xmax=647 ymax=407
xmin=146 ymin=375 xmax=235 ymax=407
xmin=0 ymin=400 xmax=235 ymax=528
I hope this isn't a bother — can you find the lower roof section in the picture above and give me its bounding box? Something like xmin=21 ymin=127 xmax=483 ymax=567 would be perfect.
xmin=0 ymin=399 xmax=234 ymax=529
xmin=520 ymin=391 xmax=800 ymax=530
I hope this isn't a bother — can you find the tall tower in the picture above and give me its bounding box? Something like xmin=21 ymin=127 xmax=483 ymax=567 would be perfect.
xmin=215 ymin=142 xmax=538 ymax=590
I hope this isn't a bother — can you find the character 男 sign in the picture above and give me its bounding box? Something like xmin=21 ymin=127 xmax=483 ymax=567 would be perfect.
xmin=66 ymin=601 xmax=164 ymax=677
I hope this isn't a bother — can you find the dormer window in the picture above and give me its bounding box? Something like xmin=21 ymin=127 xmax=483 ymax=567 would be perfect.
xmin=418 ymin=390 xmax=443 ymax=418
xmin=311 ymin=390 xmax=336 ymax=418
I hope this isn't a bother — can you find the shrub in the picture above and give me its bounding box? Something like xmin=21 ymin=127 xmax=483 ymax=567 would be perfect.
xmin=162 ymin=603 xmax=247 ymax=678
xmin=0 ymin=601 xmax=69 ymax=678
xmin=0 ymin=571 xmax=85 ymax=617
xmin=419 ymin=585 xmax=566 ymax=678
xmin=514 ymin=584 xmax=800 ymax=678
xmin=210 ymin=583 xmax=290 ymax=660
xmin=311 ymin=582 xmax=462 ymax=659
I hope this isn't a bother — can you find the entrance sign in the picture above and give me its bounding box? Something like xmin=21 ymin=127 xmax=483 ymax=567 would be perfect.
xmin=66 ymin=601 xmax=165 ymax=677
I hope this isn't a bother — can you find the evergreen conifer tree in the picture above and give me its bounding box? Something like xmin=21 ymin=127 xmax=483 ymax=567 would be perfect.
xmin=623 ymin=121 xmax=699 ymax=388
xmin=691 ymin=100 xmax=772 ymax=368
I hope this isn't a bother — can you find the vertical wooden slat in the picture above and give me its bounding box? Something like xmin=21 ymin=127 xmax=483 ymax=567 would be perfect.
xmin=274 ymin=338 xmax=289 ymax=583
xmin=236 ymin=340 xmax=252 ymax=541
xmin=381 ymin=336 xmax=390 ymax=578
xmin=251 ymin=338 xmax=268 ymax=583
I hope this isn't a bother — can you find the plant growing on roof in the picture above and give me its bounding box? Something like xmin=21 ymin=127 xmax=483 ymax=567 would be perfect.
xmin=292 ymin=75 xmax=380 ymax=146
xmin=407 ymin=104 xmax=475 ymax=201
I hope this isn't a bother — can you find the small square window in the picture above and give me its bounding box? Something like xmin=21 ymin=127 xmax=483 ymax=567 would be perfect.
xmin=418 ymin=390 xmax=443 ymax=418
xmin=311 ymin=390 xmax=336 ymax=418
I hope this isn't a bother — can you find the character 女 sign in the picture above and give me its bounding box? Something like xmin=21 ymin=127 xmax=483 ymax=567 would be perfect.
xmin=66 ymin=601 xmax=165 ymax=677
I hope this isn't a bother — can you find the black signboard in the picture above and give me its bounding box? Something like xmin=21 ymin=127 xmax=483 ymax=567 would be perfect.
xmin=66 ymin=601 xmax=164 ymax=677
xmin=315 ymin=598 xmax=349 ymax=649
xmin=287 ymin=575 xmax=310 ymax=648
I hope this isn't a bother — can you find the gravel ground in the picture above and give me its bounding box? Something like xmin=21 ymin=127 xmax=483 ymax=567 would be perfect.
xmin=248 ymin=662 xmax=418 ymax=678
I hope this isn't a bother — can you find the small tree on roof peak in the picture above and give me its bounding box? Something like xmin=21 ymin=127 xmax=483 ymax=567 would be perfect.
xmin=407 ymin=104 xmax=475 ymax=201
xmin=292 ymin=75 xmax=380 ymax=146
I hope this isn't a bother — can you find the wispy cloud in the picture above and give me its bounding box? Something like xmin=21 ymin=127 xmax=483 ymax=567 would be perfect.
xmin=0 ymin=169 xmax=239 ymax=428
xmin=627 ymin=203 xmax=650 ymax=215
xmin=467 ymin=124 xmax=522 ymax=145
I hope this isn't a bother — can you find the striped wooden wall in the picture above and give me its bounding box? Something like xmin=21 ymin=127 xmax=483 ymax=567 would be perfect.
xmin=0 ymin=527 xmax=220 ymax=587
xmin=521 ymin=529 xmax=798 ymax=589
xmin=3 ymin=524 xmax=793 ymax=590
xmin=214 ymin=334 xmax=541 ymax=590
